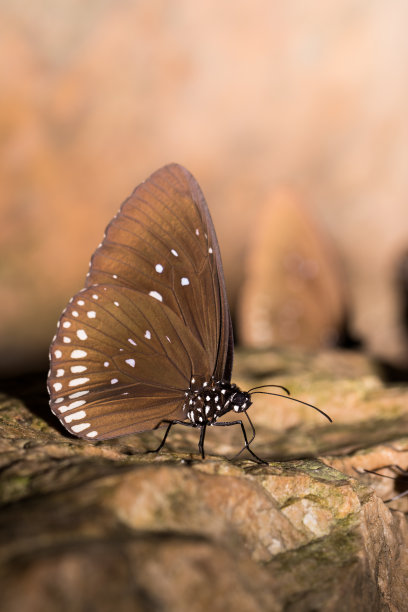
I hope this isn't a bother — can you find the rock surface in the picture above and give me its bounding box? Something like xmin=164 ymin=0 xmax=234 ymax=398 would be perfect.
xmin=238 ymin=189 xmax=347 ymax=350
xmin=1 ymin=349 xmax=408 ymax=610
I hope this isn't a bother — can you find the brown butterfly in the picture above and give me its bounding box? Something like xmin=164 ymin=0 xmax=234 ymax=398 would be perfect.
xmin=48 ymin=165 xmax=331 ymax=462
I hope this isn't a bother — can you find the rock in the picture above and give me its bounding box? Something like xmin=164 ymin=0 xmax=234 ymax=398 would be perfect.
xmin=238 ymin=189 xmax=347 ymax=349
xmin=1 ymin=348 xmax=408 ymax=610
xmin=322 ymin=438 xmax=408 ymax=513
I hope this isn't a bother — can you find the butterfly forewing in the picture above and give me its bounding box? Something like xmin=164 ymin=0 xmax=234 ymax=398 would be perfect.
xmin=86 ymin=164 xmax=231 ymax=379
xmin=48 ymin=164 xmax=232 ymax=439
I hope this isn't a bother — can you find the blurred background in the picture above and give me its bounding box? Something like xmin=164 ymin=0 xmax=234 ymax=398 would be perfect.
xmin=1 ymin=0 xmax=408 ymax=377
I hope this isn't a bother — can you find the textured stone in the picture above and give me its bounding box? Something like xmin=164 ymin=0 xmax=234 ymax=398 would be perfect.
xmin=1 ymin=349 xmax=408 ymax=610
xmin=238 ymin=189 xmax=346 ymax=349
xmin=323 ymin=438 xmax=408 ymax=513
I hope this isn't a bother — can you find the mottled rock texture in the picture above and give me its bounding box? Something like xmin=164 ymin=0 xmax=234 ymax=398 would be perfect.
xmin=238 ymin=190 xmax=347 ymax=350
xmin=1 ymin=349 xmax=407 ymax=611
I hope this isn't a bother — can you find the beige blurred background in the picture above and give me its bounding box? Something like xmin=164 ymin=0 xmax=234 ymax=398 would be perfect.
xmin=1 ymin=0 xmax=408 ymax=375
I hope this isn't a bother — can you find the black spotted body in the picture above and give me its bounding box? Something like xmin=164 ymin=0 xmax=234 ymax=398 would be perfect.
xmin=183 ymin=377 xmax=252 ymax=426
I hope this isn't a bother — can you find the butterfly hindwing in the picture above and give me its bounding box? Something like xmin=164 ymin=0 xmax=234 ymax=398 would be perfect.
xmin=48 ymin=284 xmax=215 ymax=438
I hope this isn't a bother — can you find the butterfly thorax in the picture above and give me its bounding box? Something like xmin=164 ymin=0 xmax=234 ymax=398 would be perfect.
xmin=183 ymin=377 xmax=252 ymax=426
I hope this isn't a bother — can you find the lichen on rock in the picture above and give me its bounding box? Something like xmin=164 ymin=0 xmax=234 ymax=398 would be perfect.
xmin=1 ymin=349 xmax=408 ymax=610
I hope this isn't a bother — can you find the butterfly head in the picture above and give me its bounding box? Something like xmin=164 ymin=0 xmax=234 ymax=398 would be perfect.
xmin=229 ymin=390 xmax=252 ymax=413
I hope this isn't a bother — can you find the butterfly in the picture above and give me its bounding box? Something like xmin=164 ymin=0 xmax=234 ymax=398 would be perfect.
xmin=47 ymin=164 xmax=331 ymax=462
xmin=361 ymin=466 xmax=408 ymax=504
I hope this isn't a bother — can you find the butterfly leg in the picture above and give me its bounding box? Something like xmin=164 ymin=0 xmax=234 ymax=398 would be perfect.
xmin=361 ymin=465 xmax=408 ymax=503
xmin=363 ymin=465 xmax=408 ymax=480
xmin=213 ymin=420 xmax=268 ymax=465
xmin=231 ymin=412 xmax=256 ymax=460
xmin=390 ymin=464 xmax=408 ymax=476
xmin=198 ymin=424 xmax=207 ymax=459
xmin=147 ymin=419 xmax=196 ymax=454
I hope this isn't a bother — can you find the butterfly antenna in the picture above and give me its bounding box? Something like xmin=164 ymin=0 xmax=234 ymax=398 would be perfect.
xmin=250 ymin=391 xmax=332 ymax=423
xmin=247 ymin=384 xmax=291 ymax=395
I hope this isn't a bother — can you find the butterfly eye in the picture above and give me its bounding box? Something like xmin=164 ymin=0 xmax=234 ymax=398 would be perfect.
xmin=232 ymin=392 xmax=250 ymax=408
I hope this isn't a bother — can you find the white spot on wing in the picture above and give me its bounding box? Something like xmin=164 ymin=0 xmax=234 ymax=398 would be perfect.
xmin=77 ymin=300 xmax=85 ymax=306
xmin=68 ymin=377 xmax=90 ymax=387
xmin=126 ymin=359 xmax=135 ymax=367
xmin=69 ymin=390 xmax=89 ymax=399
xmin=208 ymin=247 xmax=213 ymax=254
xmin=71 ymin=365 xmax=87 ymax=373
xmin=144 ymin=330 xmax=151 ymax=340
xmin=87 ymin=430 xmax=98 ymax=438
xmin=77 ymin=329 xmax=88 ymax=340
xmin=103 ymin=361 xmax=109 ymax=367
xmin=181 ymin=277 xmax=190 ymax=286
xmin=53 ymin=382 xmax=62 ymax=392
xmin=63 ymin=337 xmax=71 ymax=343
xmin=54 ymin=350 xmax=62 ymax=359
xmin=62 ymin=321 xmax=71 ymax=328
xmin=64 ymin=410 xmax=86 ymax=423
xmin=72 ymin=311 xmax=79 ymax=317
xmin=149 ymin=291 xmax=163 ymax=302
xmin=69 ymin=400 xmax=86 ymax=410
xmin=171 ymin=249 xmax=178 ymax=257
xmin=111 ymin=378 xmax=118 ymax=384
xmin=56 ymin=369 xmax=64 ymax=377
xmin=55 ymin=397 xmax=64 ymax=404
xmin=57 ymin=405 xmax=70 ymax=413
xmin=113 ymin=274 xmax=118 ymax=279
xmin=155 ymin=264 xmax=164 ymax=273
xmin=195 ymin=229 xmax=200 ymax=236
xmin=72 ymin=423 xmax=91 ymax=433
xmin=71 ymin=350 xmax=87 ymax=359
xmin=92 ymin=294 xmax=99 ymax=300
xmin=87 ymin=311 xmax=96 ymax=318
xmin=114 ymin=301 xmax=120 ymax=307
xmin=128 ymin=339 xmax=136 ymax=346
xmin=166 ymin=336 xmax=171 ymax=343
